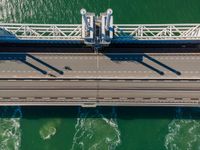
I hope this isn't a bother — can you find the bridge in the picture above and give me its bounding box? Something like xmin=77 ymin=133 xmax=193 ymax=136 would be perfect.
xmin=0 ymin=9 xmax=200 ymax=107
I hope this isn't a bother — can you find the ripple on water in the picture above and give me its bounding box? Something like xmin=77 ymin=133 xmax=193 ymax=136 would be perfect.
xmin=165 ymin=108 xmax=200 ymax=150
xmin=71 ymin=107 xmax=121 ymax=150
xmin=0 ymin=106 xmax=22 ymax=150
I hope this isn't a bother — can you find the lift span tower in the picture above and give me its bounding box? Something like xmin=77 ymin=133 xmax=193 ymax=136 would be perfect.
xmin=0 ymin=9 xmax=200 ymax=107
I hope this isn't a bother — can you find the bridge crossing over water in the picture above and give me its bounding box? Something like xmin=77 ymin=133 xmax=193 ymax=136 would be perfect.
xmin=0 ymin=9 xmax=200 ymax=46
xmin=0 ymin=9 xmax=200 ymax=107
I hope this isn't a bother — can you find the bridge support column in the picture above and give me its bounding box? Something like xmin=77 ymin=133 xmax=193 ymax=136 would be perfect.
xmin=100 ymin=9 xmax=113 ymax=45
xmin=80 ymin=8 xmax=113 ymax=48
xmin=80 ymin=8 xmax=95 ymax=45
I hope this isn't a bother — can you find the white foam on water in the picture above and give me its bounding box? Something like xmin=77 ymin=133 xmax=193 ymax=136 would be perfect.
xmin=165 ymin=108 xmax=200 ymax=150
xmin=0 ymin=0 xmax=81 ymax=24
xmin=0 ymin=106 xmax=22 ymax=150
xmin=71 ymin=107 xmax=121 ymax=150
xmin=0 ymin=0 xmax=15 ymax=22
xmin=0 ymin=0 xmax=7 ymax=21
xmin=39 ymin=119 xmax=61 ymax=140
xmin=39 ymin=126 xmax=57 ymax=140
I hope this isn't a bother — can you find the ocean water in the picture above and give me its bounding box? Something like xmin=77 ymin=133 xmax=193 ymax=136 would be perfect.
xmin=0 ymin=0 xmax=200 ymax=150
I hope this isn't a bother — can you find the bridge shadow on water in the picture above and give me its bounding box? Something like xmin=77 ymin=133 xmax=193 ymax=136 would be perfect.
xmin=0 ymin=53 xmax=63 ymax=76
xmin=104 ymin=53 xmax=181 ymax=76
xmin=1 ymin=106 xmax=200 ymax=120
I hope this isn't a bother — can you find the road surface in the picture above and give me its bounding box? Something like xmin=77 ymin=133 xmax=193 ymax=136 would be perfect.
xmin=0 ymin=52 xmax=200 ymax=79
xmin=0 ymin=79 xmax=199 ymax=107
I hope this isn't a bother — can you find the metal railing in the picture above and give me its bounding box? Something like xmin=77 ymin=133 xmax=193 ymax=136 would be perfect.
xmin=114 ymin=24 xmax=200 ymax=40
xmin=0 ymin=23 xmax=82 ymax=40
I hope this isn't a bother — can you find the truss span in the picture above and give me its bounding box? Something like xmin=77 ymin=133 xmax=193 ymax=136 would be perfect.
xmin=114 ymin=24 xmax=200 ymax=40
xmin=1 ymin=23 xmax=200 ymax=41
xmin=0 ymin=23 xmax=82 ymax=40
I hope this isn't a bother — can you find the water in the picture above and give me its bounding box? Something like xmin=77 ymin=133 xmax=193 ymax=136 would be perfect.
xmin=0 ymin=0 xmax=200 ymax=149
xmin=0 ymin=107 xmax=22 ymax=150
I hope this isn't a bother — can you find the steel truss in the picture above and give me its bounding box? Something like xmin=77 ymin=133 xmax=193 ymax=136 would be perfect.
xmin=114 ymin=24 xmax=200 ymax=40
xmin=0 ymin=23 xmax=82 ymax=40
xmin=1 ymin=23 xmax=200 ymax=41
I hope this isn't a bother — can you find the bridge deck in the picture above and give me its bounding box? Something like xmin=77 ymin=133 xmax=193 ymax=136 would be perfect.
xmin=0 ymin=79 xmax=199 ymax=107
xmin=0 ymin=52 xmax=200 ymax=79
xmin=0 ymin=52 xmax=200 ymax=107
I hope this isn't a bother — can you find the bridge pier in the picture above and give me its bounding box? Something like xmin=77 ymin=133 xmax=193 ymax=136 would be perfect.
xmin=81 ymin=8 xmax=95 ymax=45
xmin=80 ymin=8 xmax=114 ymax=48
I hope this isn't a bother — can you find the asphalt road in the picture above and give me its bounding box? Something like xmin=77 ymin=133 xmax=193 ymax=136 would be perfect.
xmin=0 ymin=79 xmax=199 ymax=107
xmin=0 ymin=52 xmax=200 ymax=79
xmin=1 ymin=52 xmax=200 ymax=106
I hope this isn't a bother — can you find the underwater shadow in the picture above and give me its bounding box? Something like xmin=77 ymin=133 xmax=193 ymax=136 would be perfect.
xmin=1 ymin=106 xmax=200 ymax=120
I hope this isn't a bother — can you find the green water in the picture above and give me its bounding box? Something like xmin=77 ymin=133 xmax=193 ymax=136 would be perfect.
xmin=0 ymin=0 xmax=200 ymax=149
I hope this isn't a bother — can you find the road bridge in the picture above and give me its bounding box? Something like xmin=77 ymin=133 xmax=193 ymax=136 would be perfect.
xmin=0 ymin=52 xmax=199 ymax=107
xmin=0 ymin=9 xmax=200 ymax=47
xmin=0 ymin=52 xmax=200 ymax=79
xmin=0 ymin=9 xmax=200 ymax=107
xmin=0 ymin=79 xmax=200 ymax=107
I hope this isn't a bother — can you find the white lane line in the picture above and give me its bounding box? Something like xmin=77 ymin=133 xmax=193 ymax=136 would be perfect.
xmin=97 ymin=55 xmax=99 ymax=69
xmin=8 ymin=79 xmax=16 ymax=81
xmin=40 ymin=80 xmax=48 ymax=81
xmin=63 ymin=70 xmax=155 ymax=73
xmin=55 ymin=80 xmax=64 ymax=81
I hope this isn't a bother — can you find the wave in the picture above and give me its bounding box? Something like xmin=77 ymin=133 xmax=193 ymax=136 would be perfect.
xmin=0 ymin=0 xmax=80 ymax=23
xmin=165 ymin=108 xmax=200 ymax=150
xmin=71 ymin=107 xmax=121 ymax=150
xmin=0 ymin=106 xmax=22 ymax=150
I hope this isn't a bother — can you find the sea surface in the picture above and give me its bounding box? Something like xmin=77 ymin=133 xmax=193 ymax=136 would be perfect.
xmin=0 ymin=0 xmax=200 ymax=150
